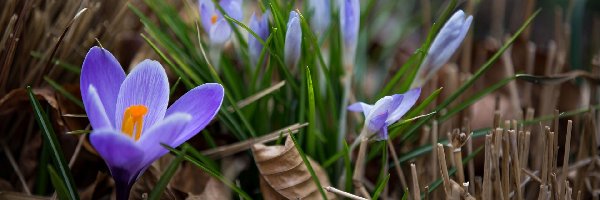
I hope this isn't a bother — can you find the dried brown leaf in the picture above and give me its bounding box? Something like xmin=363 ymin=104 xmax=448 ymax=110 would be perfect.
xmin=0 ymin=191 xmax=49 ymax=200
xmin=252 ymin=136 xmax=335 ymax=200
xmin=185 ymin=178 xmax=229 ymax=200
xmin=0 ymin=88 xmax=57 ymax=115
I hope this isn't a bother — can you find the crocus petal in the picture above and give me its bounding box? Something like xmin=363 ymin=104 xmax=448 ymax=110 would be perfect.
xmin=81 ymin=46 xmax=126 ymax=127
xmin=138 ymin=113 xmax=192 ymax=167
xmin=115 ymin=60 xmax=170 ymax=133
xmin=309 ymin=0 xmax=330 ymax=35
xmin=376 ymin=125 xmax=389 ymax=140
xmin=166 ymin=83 xmax=224 ymax=145
xmin=388 ymin=88 xmax=421 ymax=123
xmin=221 ymin=0 xmax=243 ymax=22
xmin=89 ymin=130 xmax=145 ymax=186
xmin=340 ymin=0 xmax=360 ymax=51
xmin=284 ymin=11 xmax=302 ymax=68
xmin=367 ymin=112 xmax=388 ymax=134
xmin=348 ymin=102 xmax=373 ymax=117
xmin=210 ymin=19 xmax=232 ymax=46
xmin=364 ymin=95 xmax=400 ymax=133
xmin=85 ymin=85 xmax=113 ymax=130
xmin=249 ymin=12 xmax=270 ymax=67
xmin=199 ymin=0 xmax=216 ymax=34
xmin=414 ymin=10 xmax=472 ymax=87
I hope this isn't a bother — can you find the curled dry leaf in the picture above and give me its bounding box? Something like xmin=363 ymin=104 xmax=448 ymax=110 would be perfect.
xmin=185 ymin=178 xmax=229 ymax=200
xmin=252 ymin=135 xmax=335 ymax=200
xmin=0 ymin=87 xmax=57 ymax=115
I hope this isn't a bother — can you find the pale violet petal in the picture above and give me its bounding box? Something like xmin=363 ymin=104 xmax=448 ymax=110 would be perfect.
xmin=137 ymin=113 xmax=192 ymax=167
xmin=80 ymin=46 xmax=125 ymax=127
xmin=115 ymin=60 xmax=170 ymax=132
xmin=85 ymin=85 xmax=113 ymax=130
xmin=166 ymin=83 xmax=224 ymax=145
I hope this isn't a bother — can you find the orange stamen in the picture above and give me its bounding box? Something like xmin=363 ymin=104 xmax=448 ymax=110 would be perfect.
xmin=211 ymin=14 xmax=218 ymax=24
xmin=121 ymin=105 xmax=148 ymax=141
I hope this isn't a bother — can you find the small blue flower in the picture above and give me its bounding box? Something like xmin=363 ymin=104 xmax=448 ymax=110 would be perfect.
xmin=248 ymin=11 xmax=270 ymax=68
xmin=413 ymin=10 xmax=472 ymax=87
xmin=340 ymin=0 xmax=359 ymax=63
xmin=348 ymin=88 xmax=421 ymax=140
xmin=308 ymin=0 xmax=330 ymax=35
xmin=199 ymin=0 xmax=243 ymax=46
xmin=284 ymin=11 xmax=302 ymax=68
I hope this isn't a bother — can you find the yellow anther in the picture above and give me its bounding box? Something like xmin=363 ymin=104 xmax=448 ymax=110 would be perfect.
xmin=211 ymin=14 xmax=218 ymax=24
xmin=121 ymin=105 xmax=148 ymax=141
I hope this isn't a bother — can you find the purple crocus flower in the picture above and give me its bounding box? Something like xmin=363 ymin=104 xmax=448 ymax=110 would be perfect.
xmin=348 ymin=88 xmax=421 ymax=140
xmin=248 ymin=11 xmax=270 ymax=68
xmin=284 ymin=11 xmax=302 ymax=68
xmin=199 ymin=0 xmax=243 ymax=46
xmin=81 ymin=47 xmax=224 ymax=200
xmin=308 ymin=0 xmax=330 ymax=35
xmin=412 ymin=10 xmax=472 ymax=88
xmin=340 ymin=0 xmax=359 ymax=65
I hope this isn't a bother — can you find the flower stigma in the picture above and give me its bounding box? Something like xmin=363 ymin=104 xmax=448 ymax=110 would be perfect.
xmin=121 ymin=105 xmax=148 ymax=141
xmin=211 ymin=14 xmax=218 ymax=24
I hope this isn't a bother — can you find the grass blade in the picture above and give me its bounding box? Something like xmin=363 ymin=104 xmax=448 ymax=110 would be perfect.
xmin=148 ymin=145 xmax=187 ymax=200
xmin=28 ymin=86 xmax=79 ymax=200
xmin=372 ymin=174 xmax=390 ymax=200
xmin=289 ymin=133 xmax=328 ymax=200
xmin=47 ymin=165 xmax=70 ymax=200
xmin=305 ymin=67 xmax=317 ymax=156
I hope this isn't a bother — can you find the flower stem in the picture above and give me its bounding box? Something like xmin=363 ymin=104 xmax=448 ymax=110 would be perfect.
xmin=114 ymin=177 xmax=132 ymax=200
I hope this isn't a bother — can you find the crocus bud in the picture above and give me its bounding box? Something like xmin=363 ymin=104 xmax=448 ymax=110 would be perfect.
xmin=340 ymin=0 xmax=359 ymax=65
xmin=412 ymin=10 xmax=472 ymax=88
xmin=309 ymin=0 xmax=330 ymax=35
xmin=199 ymin=0 xmax=243 ymax=46
xmin=284 ymin=11 xmax=302 ymax=68
xmin=248 ymin=11 xmax=270 ymax=68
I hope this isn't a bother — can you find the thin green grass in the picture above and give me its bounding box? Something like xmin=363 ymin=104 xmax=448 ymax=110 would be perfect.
xmin=28 ymin=86 xmax=79 ymax=200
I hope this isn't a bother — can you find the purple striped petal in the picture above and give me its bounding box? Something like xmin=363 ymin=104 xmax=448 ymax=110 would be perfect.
xmin=364 ymin=95 xmax=401 ymax=133
xmin=85 ymin=85 xmax=112 ymax=130
xmin=115 ymin=60 xmax=169 ymax=133
xmin=367 ymin=112 xmax=388 ymax=135
xmin=138 ymin=113 xmax=192 ymax=167
xmin=388 ymin=88 xmax=421 ymax=123
xmin=81 ymin=46 xmax=126 ymax=127
xmin=210 ymin=19 xmax=232 ymax=46
xmin=376 ymin=125 xmax=389 ymax=140
xmin=166 ymin=83 xmax=224 ymax=145
xmin=89 ymin=130 xmax=145 ymax=186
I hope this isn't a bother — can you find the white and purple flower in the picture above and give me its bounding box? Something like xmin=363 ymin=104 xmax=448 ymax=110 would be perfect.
xmin=284 ymin=11 xmax=302 ymax=68
xmin=248 ymin=10 xmax=270 ymax=68
xmin=308 ymin=0 xmax=330 ymax=35
xmin=340 ymin=0 xmax=359 ymax=65
xmin=413 ymin=10 xmax=472 ymax=88
xmin=199 ymin=0 xmax=243 ymax=46
xmin=348 ymin=88 xmax=421 ymax=140
xmin=81 ymin=47 xmax=224 ymax=199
